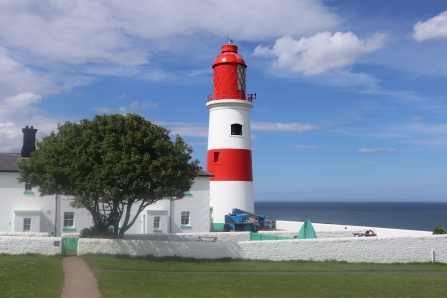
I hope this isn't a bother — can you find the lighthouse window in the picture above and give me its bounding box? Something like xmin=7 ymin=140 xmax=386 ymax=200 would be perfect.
xmin=231 ymin=124 xmax=242 ymax=136
xmin=213 ymin=151 xmax=219 ymax=163
xmin=237 ymin=64 xmax=246 ymax=92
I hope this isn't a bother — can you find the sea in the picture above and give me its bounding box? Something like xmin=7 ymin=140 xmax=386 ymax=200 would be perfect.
xmin=254 ymin=202 xmax=447 ymax=232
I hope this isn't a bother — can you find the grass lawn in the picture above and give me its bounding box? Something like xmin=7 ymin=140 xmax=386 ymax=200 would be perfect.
xmin=83 ymin=255 xmax=447 ymax=298
xmin=0 ymin=254 xmax=64 ymax=297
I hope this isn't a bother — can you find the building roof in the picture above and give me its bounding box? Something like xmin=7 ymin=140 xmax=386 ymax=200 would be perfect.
xmin=197 ymin=169 xmax=213 ymax=177
xmin=0 ymin=153 xmax=22 ymax=172
xmin=0 ymin=153 xmax=214 ymax=177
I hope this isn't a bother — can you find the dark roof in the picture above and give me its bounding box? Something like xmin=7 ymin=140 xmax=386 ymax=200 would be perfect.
xmin=197 ymin=169 xmax=213 ymax=177
xmin=0 ymin=153 xmax=214 ymax=177
xmin=0 ymin=153 xmax=22 ymax=172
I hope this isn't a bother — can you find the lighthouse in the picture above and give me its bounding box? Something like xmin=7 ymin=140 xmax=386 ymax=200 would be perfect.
xmin=206 ymin=42 xmax=255 ymax=230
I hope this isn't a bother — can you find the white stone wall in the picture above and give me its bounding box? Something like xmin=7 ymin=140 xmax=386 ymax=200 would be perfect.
xmin=0 ymin=232 xmax=49 ymax=237
xmin=0 ymin=236 xmax=62 ymax=255
xmin=78 ymin=234 xmax=447 ymax=263
xmin=276 ymin=220 xmax=433 ymax=237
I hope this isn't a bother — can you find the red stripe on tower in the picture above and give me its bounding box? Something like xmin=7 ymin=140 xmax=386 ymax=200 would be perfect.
xmin=207 ymin=149 xmax=253 ymax=181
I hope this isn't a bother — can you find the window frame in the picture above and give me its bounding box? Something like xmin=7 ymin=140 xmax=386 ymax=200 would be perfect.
xmin=181 ymin=211 xmax=190 ymax=226
xmin=23 ymin=218 xmax=31 ymax=232
xmin=230 ymin=123 xmax=243 ymax=136
xmin=153 ymin=216 xmax=160 ymax=229
xmin=63 ymin=212 xmax=74 ymax=227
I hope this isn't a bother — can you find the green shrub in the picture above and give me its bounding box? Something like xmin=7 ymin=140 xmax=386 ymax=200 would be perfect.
xmin=80 ymin=226 xmax=115 ymax=238
xmin=432 ymin=226 xmax=447 ymax=235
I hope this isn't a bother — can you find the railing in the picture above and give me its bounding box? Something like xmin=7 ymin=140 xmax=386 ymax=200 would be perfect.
xmin=207 ymin=93 xmax=256 ymax=102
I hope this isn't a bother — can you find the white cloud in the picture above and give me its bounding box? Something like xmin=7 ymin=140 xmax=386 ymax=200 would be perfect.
xmin=0 ymin=47 xmax=56 ymax=99
xmin=251 ymin=121 xmax=321 ymax=133
xmin=358 ymin=147 xmax=396 ymax=153
xmin=0 ymin=48 xmax=64 ymax=152
xmin=0 ymin=0 xmax=339 ymax=65
xmin=155 ymin=121 xmax=208 ymax=138
xmin=92 ymin=101 xmax=158 ymax=114
xmin=254 ymin=32 xmax=387 ymax=75
xmin=354 ymin=116 xmax=370 ymax=122
xmin=296 ymin=145 xmax=319 ymax=149
xmin=412 ymin=116 xmax=422 ymax=121
xmin=413 ymin=11 xmax=447 ymax=41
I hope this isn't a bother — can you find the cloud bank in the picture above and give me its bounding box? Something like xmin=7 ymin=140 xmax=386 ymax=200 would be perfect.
xmin=413 ymin=10 xmax=447 ymax=41
xmin=357 ymin=147 xmax=396 ymax=153
xmin=251 ymin=121 xmax=321 ymax=133
xmin=253 ymin=32 xmax=387 ymax=75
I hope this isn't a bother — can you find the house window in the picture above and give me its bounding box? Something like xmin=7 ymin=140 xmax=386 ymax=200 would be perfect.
xmin=64 ymin=212 xmax=74 ymax=227
xmin=181 ymin=212 xmax=190 ymax=226
xmin=231 ymin=124 xmax=242 ymax=136
xmin=154 ymin=216 xmax=160 ymax=229
xmin=23 ymin=218 xmax=31 ymax=232
xmin=25 ymin=182 xmax=32 ymax=191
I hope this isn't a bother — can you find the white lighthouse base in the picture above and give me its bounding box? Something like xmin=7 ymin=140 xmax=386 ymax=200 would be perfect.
xmin=209 ymin=181 xmax=254 ymax=230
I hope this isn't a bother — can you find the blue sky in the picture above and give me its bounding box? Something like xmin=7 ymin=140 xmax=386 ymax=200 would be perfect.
xmin=1 ymin=0 xmax=446 ymax=202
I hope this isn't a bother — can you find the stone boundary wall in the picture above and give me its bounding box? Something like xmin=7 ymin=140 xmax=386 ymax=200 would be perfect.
xmin=124 ymin=230 xmax=355 ymax=241
xmin=276 ymin=220 xmax=433 ymax=237
xmin=0 ymin=232 xmax=49 ymax=237
xmin=0 ymin=236 xmax=62 ymax=255
xmin=78 ymin=235 xmax=447 ymax=263
xmin=61 ymin=233 xmax=80 ymax=239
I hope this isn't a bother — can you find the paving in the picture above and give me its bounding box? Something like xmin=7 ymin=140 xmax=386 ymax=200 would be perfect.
xmin=61 ymin=256 xmax=102 ymax=298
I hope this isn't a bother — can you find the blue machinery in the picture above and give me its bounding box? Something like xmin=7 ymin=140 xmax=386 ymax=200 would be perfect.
xmin=223 ymin=208 xmax=271 ymax=232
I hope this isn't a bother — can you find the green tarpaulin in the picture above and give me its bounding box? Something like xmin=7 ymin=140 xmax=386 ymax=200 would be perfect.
xmin=297 ymin=219 xmax=317 ymax=239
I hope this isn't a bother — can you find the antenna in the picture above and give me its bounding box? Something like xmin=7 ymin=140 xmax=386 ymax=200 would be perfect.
xmin=228 ymin=37 xmax=233 ymax=44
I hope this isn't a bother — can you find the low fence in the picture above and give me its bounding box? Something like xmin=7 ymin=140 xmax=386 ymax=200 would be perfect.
xmin=0 ymin=236 xmax=62 ymax=255
xmin=0 ymin=232 xmax=49 ymax=237
xmin=78 ymin=235 xmax=447 ymax=263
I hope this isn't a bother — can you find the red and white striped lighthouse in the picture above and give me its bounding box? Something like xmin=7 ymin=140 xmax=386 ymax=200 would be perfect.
xmin=206 ymin=42 xmax=255 ymax=230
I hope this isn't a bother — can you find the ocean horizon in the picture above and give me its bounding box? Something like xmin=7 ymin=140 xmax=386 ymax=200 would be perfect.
xmin=254 ymin=202 xmax=447 ymax=232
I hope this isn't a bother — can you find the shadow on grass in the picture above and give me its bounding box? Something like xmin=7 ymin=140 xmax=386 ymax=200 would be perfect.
xmin=90 ymin=253 xmax=447 ymax=267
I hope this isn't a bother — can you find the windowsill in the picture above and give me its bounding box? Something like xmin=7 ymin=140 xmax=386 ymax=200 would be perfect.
xmin=62 ymin=227 xmax=76 ymax=231
xmin=183 ymin=191 xmax=192 ymax=196
xmin=23 ymin=191 xmax=34 ymax=194
xmin=153 ymin=229 xmax=162 ymax=233
xmin=181 ymin=225 xmax=192 ymax=229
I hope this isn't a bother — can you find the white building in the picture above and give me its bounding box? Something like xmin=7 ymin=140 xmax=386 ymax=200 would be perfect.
xmin=0 ymin=128 xmax=213 ymax=236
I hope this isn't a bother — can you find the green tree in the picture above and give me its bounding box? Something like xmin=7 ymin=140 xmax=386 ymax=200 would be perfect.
xmin=18 ymin=114 xmax=200 ymax=238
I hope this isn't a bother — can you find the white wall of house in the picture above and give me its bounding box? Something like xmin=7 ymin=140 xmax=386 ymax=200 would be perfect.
xmin=0 ymin=172 xmax=94 ymax=236
xmin=0 ymin=171 xmax=211 ymax=236
xmin=125 ymin=175 xmax=211 ymax=234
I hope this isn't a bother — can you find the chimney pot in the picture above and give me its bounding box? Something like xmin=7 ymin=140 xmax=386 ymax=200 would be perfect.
xmin=21 ymin=126 xmax=38 ymax=158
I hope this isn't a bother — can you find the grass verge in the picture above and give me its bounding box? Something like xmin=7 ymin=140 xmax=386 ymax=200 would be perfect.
xmin=0 ymin=254 xmax=63 ymax=297
xmin=96 ymin=271 xmax=447 ymax=298
xmin=83 ymin=254 xmax=447 ymax=272
xmin=84 ymin=255 xmax=447 ymax=298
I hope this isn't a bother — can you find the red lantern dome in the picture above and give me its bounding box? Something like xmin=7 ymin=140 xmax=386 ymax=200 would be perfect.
xmin=212 ymin=44 xmax=247 ymax=100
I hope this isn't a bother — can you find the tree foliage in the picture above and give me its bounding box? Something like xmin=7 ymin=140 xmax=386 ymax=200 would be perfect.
xmin=433 ymin=226 xmax=447 ymax=235
xmin=18 ymin=114 xmax=200 ymax=238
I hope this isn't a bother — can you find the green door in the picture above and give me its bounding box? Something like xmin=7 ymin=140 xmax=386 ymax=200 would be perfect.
xmin=61 ymin=236 xmax=79 ymax=256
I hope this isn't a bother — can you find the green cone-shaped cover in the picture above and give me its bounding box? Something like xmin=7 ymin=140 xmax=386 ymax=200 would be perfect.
xmin=297 ymin=219 xmax=317 ymax=239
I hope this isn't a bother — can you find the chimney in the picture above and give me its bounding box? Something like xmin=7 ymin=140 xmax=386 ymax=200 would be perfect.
xmin=21 ymin=126 xmax=38 ymax=157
